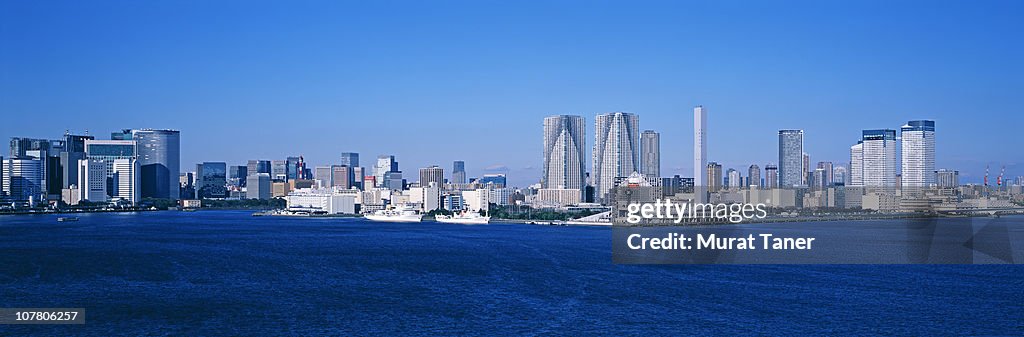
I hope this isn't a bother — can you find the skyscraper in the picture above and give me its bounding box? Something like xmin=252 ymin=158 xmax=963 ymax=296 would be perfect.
xmin=693 ymin=106 xmax=708 ymax=202
xmin=314 ymin=166 xmax=332 ymax=188
xmin=765 ymin=164 xmax=779 ymax=189
xmin=340 ymin=153 xmax=359 ymax=168
xmin=374 ymin=155 xmax=398 ymax=188
xmin=542 ymin=115 xmax=586 ymax=198
xmin=593 ymin=112 xmax=639 ymax=203
xmin=832 ymin=165 xmax=848 ymax=186
xmin=452 ymin=161 xmax=466 ymax=184
xmin=271 ymin=160 xmax=288 ymax=181
xmin=78 ymin=159 xmax=108 ymax=203
xmin=420 ymin=165 xmax=444 ymax=187
xmin=860 ymin=129 xmax=897 ymax=188
xmin=640 ymin=130 xmax=660 ymax=178
xmin=2 ymin=158 xmax=43 ymax=203
xmin=286 ymin=156 xmax=300 ymax=181
xmin=748 ymin=164 xmax=761 ymax=189
xmin=112 ymin=158 xmax=140 ymax=203
xmin=816 ymin=161 xmax=834 ymax=187
xmin=936 ymin=169 xmax=959 ymax=188
xmin=850 ymin=142 xmax=864 ymax=187
xmin=778 ymin=130 xmax=804 ymax=188
xmin=707 ymin=162 xmax=723 ymax=192
xmin=85 ymin=139 xmax=137 ymax=199
xmin=126 ymin=129 xmax=180 ymax=200
xmin=247 ymin=160 xmax=271 ymax=178
xmin=726 ymin=168 xmax=740 ymax=189
xmin=901 ymin=120 xmax=936 ymax=190
xmin=196 ymin=162 xmax=227 ymax=199
xmin=331 ymin=165 xmax=352 ymax=189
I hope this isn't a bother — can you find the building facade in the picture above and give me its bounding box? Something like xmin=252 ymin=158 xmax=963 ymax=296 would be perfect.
xmin=593 ymin=112 xmax=639 ymax=203
xmin=542 ymin=115 xmax=586 ymax=198
xmin=778 ymin=129 xmax=804 ymax=188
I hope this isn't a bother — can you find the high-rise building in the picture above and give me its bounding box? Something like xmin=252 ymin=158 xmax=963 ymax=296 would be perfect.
xmin=314 ymin=166 xmax=332 ymax=188
xmin=340 ymin=153 xmax=359 ymax=168
xmin=860 ymin=129 xmax=897 ymax=188
xmin=707 ymin=162 xmax=723 ymax=191
xmin=802 ymin=153 xmax=810 ymax=186
xmin=2 ymin=158 xmax=44 ymax=203
xmin=122 ymin=129 xmax=180 ymax=200
xmin=85 ymin=139 xmax=137 ymax=199
xmin=726 ymin=169 xmax=740 ymax=188
xmin=640 ymin=130 xmax=660 ymax=178
xmin=542 ymin=115 xmax=586 ymax=199
xmin=352 ymin=167 xmax=365 ymax=190
xmin=478 ymin=174 xmax=507 ymax=188
xmin=420 ymin=165 xmax=444 ymax=188
xmin=850 ymin=142 xmax=864 ymax=187
xmin=832 ymin=165 xmax=848 ymax=186
xmin=901 ymin=120 xmax=936 ymax=190
xmin=816 ymin=162 xmax=834 ymax=186
xmin=593 ymin=112 xmax=639 ymax=203
xmin=78 ymin=159 xmax=108 ymax=203
xmin=228 ymin=165 xmax=247 ymax=187
xmin=694 ymin=106 xmax=708 ymax=202
xmin=748 ymin=164 xmax=761 ymax=189
xmin=383 ymin=171 xmax=403 ymax=190
xmin=451 ymin=161 xmax=466 ymax=184
xmin=112 ymin=158 xmax=140 ymax=203
xmin=331 ymin=165 xmax=352 ymax=189
xmin=196 ymin=162 xmax=227 ymax=199
xmin=765 ymin=164 xmax=779 ymax=189
xmin=246 ymin=173 xmax=271 ymax=200
xmin=374 ymin=155 xmax=398 ymax=188
xmin=60 ymin=133 xmax=95 ymax=192
xmin=286 ymin=157 xmax=300 ymax=181
xmin=247 ymin=160 xmax=271 ymax=178
xmin=936 ymin=169 xmax=959 ymax=188
xmin=271 ymin=160 xmax=288 ymax=181
xmin=8 ymin=137 xmax=61 ymax=199
xmin=778 ymin=130 xmax=804 ymax=188
xmin=812 ymin=168 xmax=828 ymax=191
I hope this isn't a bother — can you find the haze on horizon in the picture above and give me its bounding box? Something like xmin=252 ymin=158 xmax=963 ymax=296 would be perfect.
xmin=2 ymin=0 xmax=1022 ymax=187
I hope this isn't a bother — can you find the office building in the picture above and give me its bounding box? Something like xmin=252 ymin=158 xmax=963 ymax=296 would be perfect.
xmin=271 ymin=160 xmax=288 ymax=181
xmin=112 ymin=158 xmax=140 ymax=203
xmin=116 ymin=129 xmax=180 ymax=200
xmin=694 ymin=106 xmax=708 ymax=202
xmin=542 ymin=115 xmax=586 ymax=199
xmin=860 ymin=129 xmax=897 ymax=187
xmin=593 ymin=112 xmax=639 ymax=203
xmin=196 ymin=162 xmax=228 ymax=199
xmin=936 ymin=169 xmax=959 ymax=188
xmin=247 ymin=160 xmax=271 ymax=178
xmin=640 ymin=130 xmax=660 ymax=178
xmin=286 ymin=156 xmax=300 ymax=181
xmin=850 ymin=142 xmax=864 ymax=186
xmin=60 ymin=133 xmax=95 ymax=192
xmin=778 ymin=130 xmax=804 ymax=188
xmin=340 ymin=153 xmax=359 ymax=168
xmin=85 ymin=139 xmax=137 ymax=198
xmin=833 ymin=165 xmax=848 ymax=186
xmin=374 ymin=155 xmax=398 ymax=188
xmin=314 ymin=166 xmax=332 ymax=188
xmin=452 ymin=161 xmax=466 ymax=184
xmin=78 ymin=159 xmax=108 ymax=203
xmin=331 ymin=165 xmax=352 ymax=189
xmin=420 ymin=165 xmax=444 ymax=188
xmin=2 ymin=158 xmax=44 ymax=203
xmin=816 ymin=162 xmax=834 ymax=186
xmin=229 ymin=165 xmax=247 ymax=187
xmin=726 ymin=169 xmax=740 ymax=188
xmin=247 ymin=173 xmax=271 ymax=200
xmin=479 ymin=174 xmax=507 ymax=188
xmin=901 ymin=120 xmax=936 ymax=189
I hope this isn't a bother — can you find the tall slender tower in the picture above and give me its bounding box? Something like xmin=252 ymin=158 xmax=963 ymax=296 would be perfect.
xmin=542 ymin=115 xmax=586 ymax=199
xmin=900 ymin=120 xmax=935 ymax=192
xmin=593 ymin=112 xmax=639 ymax=203
xmin=861 ymin=129 xmax=897 ymax=188
xmin=693 ymin=106 xmax=707 ymax=203
xmin=640 ymin=130 xmax=660 ymax=178
xmin=778 ymin=129 xmax=804 ymax=188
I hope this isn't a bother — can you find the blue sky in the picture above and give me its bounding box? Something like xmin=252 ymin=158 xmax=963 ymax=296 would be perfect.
xmin=2 ymin=0 xmax=1022 ymax=187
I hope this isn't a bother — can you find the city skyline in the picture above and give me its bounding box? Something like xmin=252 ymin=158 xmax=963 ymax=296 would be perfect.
xmin=3 ymin=1 xmax=1022 ymax=187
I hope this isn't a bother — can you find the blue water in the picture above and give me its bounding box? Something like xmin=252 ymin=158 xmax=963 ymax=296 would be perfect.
xmin=0 ymin=211 xmax=1021 ymax=335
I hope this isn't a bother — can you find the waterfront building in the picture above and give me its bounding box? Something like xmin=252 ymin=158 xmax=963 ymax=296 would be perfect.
xmin=285 ymin=188 xmax=357 ymax=214
xmin=901 ymin=120 xmax=936 ymax=190
xmin=196 ymin=162 xmax=228 ymax=199
xmin=833 ymin=165 xmax=848 ymax=186
xmin=778 ymin=130 xmax=804 ymax=188
xmin=331 ymin=165 xmax=353 ymax=189
xmin=314 ymin=166 xmax=332 ymax=188
xmin=353 ymin=167 xmax=365 ymax=190
xmin=85 ymin=139 xmax=137 ymax=198
xmin=707 ymin=162 xmax=723 ymax=191
xmin=694 ymin=106 xmax=708 ymax=203
xmin=542 ymin=115 xmax=586 ymax=200
xmin=850 ymin=142 xmax=864 ymax=186
xmin=816 ymin=161 xmax=834 ymax=186
xmin=936 ymin=169 xmax=959 ymax=188
xmin=112 ymin=158 xmax=140 ymax=203
xmin=420 ymin=165 xmax=444 ymax=188
xmin=640 ymin=130 xmax=660 ymax=178
xmin=726 ymin=169 xmax=740 ymax=189
xmin=77 ymin=158 xmax=108 ymax=203
xmin=114 ymin=129 xmax=180 ymax=200
xmin=593 ymin=112 xmax=639 ymax=203
xmin=535 ymin=188 xmax=582 ymax=207
xmin=765 ymin=164 xmax=779 ymax=189
xmin=374 ymin=155 xmax=398 ymax=188
xmin=748 ymin=165 xmax=761 ymax=189
xmin=860 ymin=129 xmax=897 ymax=188
xmin=2 ymin=157 xmax=44 ymax=203
xmin=246 ymin=173 xmax=272 ymax=200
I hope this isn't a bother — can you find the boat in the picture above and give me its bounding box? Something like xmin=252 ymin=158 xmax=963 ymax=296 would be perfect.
xmin=436 ymin=211 xmax=490 ymax=225
xmin=365 ymin=207 xmax=423 ymax=223
xmin=57 ymin=217 xmax=79 ymax=222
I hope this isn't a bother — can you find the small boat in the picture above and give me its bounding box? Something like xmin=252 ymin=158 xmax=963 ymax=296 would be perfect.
xmin=436 ymin=211 xmax=490 ymax=225
xmin=57 ymin=217 xmax=79 ymax=222
xmin=365 ymin=207 xmax=423 ymax=223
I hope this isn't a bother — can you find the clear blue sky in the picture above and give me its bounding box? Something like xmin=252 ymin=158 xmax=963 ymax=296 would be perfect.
xmin=2 ymin=0 xmax=1022 ymax=187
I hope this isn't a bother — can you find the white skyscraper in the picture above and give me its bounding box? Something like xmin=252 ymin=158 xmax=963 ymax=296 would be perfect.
xmin=112 ymin=158 xmax=140 ymax=204
xmin=693 ymin=106 xmax=708 ymax=203
xmin=593 ymin=112 xmax=639 ymax=203
xmin=901 ymin=120 xmax=936 ymax=190
xmin=861 ymin=129 xmax=897 ymax=188
xmin=778 ymin=130 xmax=804 ymax=188
xmin=850 ymin=142 xmax=863 ymax=187
xmin=78 ymin=158 xmax=108 ymax=203
xmin=542 ymin=115 xmax=586 ymax=198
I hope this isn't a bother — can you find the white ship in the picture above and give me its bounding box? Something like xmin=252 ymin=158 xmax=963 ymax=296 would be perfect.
xmin=435 ymin=212 xmax=490 ymax=225
xmin=365 ymin=207 xmax=423 ymax=223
